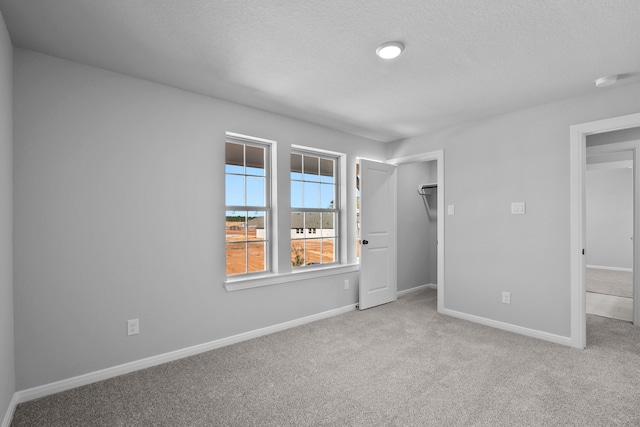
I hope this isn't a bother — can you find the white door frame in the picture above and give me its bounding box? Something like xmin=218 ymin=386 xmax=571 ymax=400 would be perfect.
xmin=570 ymin=112 xmax=640 ymax=349
xmin=388 ymin=150 xmax=445 ymax=313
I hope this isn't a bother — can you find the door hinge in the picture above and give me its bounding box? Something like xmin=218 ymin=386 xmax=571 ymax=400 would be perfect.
xmin=582 ymin=249 xmax=585 ymax=255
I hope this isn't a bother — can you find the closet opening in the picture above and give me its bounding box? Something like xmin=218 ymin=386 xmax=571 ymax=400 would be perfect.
xmin=388 ymin=149 xmax=445 ymax=313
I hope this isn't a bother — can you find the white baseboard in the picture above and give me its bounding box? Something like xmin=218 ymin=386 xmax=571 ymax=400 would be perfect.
xmin=16 ymin=303 xmax=357 ymax=404
xmin=397 ymin=284 xmax=573 ymax=347
xmin=441 ymin=308 xmax=574 ymax=347
xmin=586 ymin=264 xmax=632 ymax=272
xmin=397 ymin=283 xmax=436 ymax=297
xmin=1 ymin=393 xmax=18 ymax=427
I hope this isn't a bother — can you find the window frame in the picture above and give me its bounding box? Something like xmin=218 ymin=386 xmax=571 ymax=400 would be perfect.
xmin=224 ymin=132 xmax=273 ymax=278
xmin=290 ymin=147 xmax=341 ymax=269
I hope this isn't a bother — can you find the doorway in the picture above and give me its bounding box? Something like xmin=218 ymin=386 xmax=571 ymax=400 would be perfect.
xmin=585 ymin=149 xmax=633 ymax=322
xmin=569 ymin=113 xmax=640 ymax=348
xmin=388 ymin=150 xmax=445 ymax=313
xmin=396 ymin=160 xmax=438 ymax=291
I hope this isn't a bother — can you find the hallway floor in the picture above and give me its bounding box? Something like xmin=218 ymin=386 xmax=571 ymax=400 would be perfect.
xmin=586 ymin=267 xmax=633 ymax=322
xmin=586 ymin=291 xmax=633 ymax=322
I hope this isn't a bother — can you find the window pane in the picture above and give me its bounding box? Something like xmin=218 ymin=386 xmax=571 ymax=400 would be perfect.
xmin=225 ymin=175 xmax=244 ymax=206
xmin=305 ymin=212 xmax=321 ymax=237
xmin=320 ymin=184 xmax=334 ymax=209
xmin=225 ymin=142 xmax=244 ymax=174
xmin=291 ymin=153 xmax=303 ymax=180
xmin=322 ymin=212 xmax=336 ymax=237
xmin=246 ymin=176 xmax=265 ymax=206
xmin=291 ymin=211 xmax=304 ymax=231
xmin=320 ymin=158 xmax=334 ymax=183
xmin=305 ymin=239 xmax=321 ymax=265
xmin=291 ymin=239 xmax=305 ymax=267
xmin=321 ymin=238 xmax=335 ymax=263
xmin=226 ymin=211 xmax=246 ymax=243
xmin=226 ymin=243 xmax=247 ymax=275
xmin=303 ymin=155 xmax=320 ymax=181
xmin=245 ymin=145 xmax=265 ymax=176
xmin=291 ymin=181 xmax=303 ymax=208
xmin=247 ymin=211 xmax=265 ymax=242
xmin=303 ymin=182 xmax=319 ymax=208
xmin=247 ymin=242 xmax=266 ymax=273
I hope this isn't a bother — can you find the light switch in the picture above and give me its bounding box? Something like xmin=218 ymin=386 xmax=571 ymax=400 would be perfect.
xmin=447 ymin=205 xmax=455 ymax=215
xmin=511 ymin=202 xmax=525 ymax=215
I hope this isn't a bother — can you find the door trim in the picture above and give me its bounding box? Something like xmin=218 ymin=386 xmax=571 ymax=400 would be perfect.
xmin=570 ymin=112 xmax=640 ymax=349
xmin=388 ymin=150 xmax=445 ymax=313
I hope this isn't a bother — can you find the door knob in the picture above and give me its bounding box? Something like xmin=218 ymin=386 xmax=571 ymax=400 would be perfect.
xmin=362 ymin=240 xmax=369 ymax=245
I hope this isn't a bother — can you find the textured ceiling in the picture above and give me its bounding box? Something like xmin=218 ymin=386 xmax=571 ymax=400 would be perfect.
xmin=2 ymin=0 xmax=640 ymax=142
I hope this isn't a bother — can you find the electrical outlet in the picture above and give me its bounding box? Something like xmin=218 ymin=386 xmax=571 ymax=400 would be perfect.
xmin=501 ymin=292 xmax=511 ymax=304
xmin=127 ymin=319 xmax=139 ymax=336
xmin=344 ymin=279 xmax=349 ymax=290
xmin=511 ymin=202 xmax=526 ymax=215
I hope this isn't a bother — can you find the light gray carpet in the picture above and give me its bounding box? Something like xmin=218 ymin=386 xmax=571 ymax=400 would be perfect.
xmin=586 ymin=267 xmax=633 ymax=298
xmin=11 ymin=288 xmax=640 ymax=426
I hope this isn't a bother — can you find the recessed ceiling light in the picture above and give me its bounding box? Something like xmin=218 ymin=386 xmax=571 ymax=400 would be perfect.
xmin=595 ymin=75 xmax=618 ymax=88
xmin=376 ymin=42 xmax=404 ymax=59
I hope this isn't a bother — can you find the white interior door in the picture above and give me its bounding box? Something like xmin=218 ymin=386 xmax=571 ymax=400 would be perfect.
xmin=359 ymin=159 xmax=397 ymax=310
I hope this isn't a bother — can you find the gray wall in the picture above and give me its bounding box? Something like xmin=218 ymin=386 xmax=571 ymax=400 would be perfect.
xmin=13 ymin=49 xmax=387 ymax=390
xmin=586 ymin=167 xmax=633 ymax=269
xmin=387 ymin=81 xmax=640 ymax=337
xmin=587 ymin=127 xmax=640 ymax=147
xmin=0 ymin=10 xmax=15 ymax=420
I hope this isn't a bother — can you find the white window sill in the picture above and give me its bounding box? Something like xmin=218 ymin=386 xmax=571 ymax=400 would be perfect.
xmin=224 ymin=263 xmax=360 ymax=292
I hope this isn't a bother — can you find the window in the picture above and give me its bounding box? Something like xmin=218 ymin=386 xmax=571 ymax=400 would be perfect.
xmin=225 ymin=135 xmax=270 ymax=276
xmin=356 ymin=162 xmax=361 ymax=259
xmin=290 ymin=150 xmax=338 ymax=268
xmin=224 ymin=135 xmax=353 ymax=290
